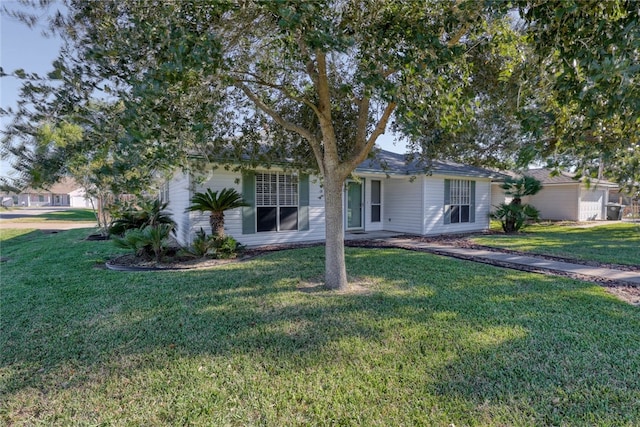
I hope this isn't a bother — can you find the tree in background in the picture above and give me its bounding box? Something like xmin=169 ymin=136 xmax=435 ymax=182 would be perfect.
xmin=516 ymin=0 xmax=639 ymax=189
xmin=1 ymin=100 xmax=162 ymax=233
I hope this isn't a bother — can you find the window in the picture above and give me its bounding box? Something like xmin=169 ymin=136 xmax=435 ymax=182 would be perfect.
xmin=444 ymin=179 xmax=475 ymax=224
xmin=256 ymin=172 xmax=298 ymax=232
xmin=159 ymin=182 xmax=170 ymax=203
xmin=371 ymin=180 xmax=381 ymax=222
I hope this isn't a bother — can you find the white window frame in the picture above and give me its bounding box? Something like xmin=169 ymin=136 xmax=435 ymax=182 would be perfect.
xmin=255 ymin=172 xmax=299 ymax=232
xmin=448 ymin=179 xmax=471 ymax=224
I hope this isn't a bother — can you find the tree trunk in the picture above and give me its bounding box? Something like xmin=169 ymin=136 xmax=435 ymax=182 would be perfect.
xmin=323 ymin=173 xmax=348 ymax=290
xmin=210 ymin=211 xmax=225 ymax=239
xmin=505 ymin=197 xmax=522 ymax=234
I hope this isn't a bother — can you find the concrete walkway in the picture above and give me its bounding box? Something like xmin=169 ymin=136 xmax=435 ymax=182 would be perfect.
xmin=384 ymin=237 xmax=640 ymax=286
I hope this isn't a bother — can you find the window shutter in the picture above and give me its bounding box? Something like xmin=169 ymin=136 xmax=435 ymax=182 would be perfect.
xmin=469 ymin=181 xmax=476 ymax=223
xmin=242 ymin=171 xmax=256 ymax=234
xmin=443 ymin=179 xmax=451 ymax=224
xmin=298 ymin=173 xmax=310 ymax=231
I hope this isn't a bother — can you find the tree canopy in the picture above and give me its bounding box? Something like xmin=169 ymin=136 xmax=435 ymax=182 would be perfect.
xmin=516 ymin=0 xmax=639 ymax=190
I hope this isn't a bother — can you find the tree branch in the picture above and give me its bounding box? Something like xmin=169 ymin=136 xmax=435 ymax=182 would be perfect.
xmin=315 ymin=50 xmax=340 ymax=166
xmin=297 ymin=33 xmax=318 ymax=86
xmin=234 ymin=72 xmax=321 ymax=116
xmin=234 ymin=82 xmax=312 ymax=138
xmin=234 ymin=81 xmax=326 ymax=174
xmin=348 ymin=101 xmax=397 ymax=170
xmin=315 ymin=50 xmax=332 ymax=123
xmin=354 ymin=96 xmax=370 ymax=153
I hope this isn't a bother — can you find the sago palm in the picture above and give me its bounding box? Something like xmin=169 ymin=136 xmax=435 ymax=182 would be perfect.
xmin=494 ymin=176 xmax=543 ymax=233
xmin=186 ymin=188 xmax=248 ymax=238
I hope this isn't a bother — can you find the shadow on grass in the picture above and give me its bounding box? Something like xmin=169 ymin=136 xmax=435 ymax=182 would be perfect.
xmin=1 ymin=230 xmax=639 ymax=424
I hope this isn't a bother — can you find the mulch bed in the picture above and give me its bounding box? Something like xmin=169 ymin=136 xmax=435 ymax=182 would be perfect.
xmin=106 ymin=252 xmax=250 ymax=271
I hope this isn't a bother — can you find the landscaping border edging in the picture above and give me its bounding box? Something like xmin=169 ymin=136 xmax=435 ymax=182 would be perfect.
xmin=105 ymin=260 xmax=190 ymax=272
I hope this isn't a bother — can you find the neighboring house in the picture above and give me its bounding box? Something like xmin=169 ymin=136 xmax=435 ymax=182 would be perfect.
xmin=0 ymin=193 xmax=15 ymax=207
xmin=166 ymin=149 xmax=504 ymax=247
xmin=491 ymin=168 xmax=618 ymax=221
xmin=17 ymin=177 xmax=95 ymax=208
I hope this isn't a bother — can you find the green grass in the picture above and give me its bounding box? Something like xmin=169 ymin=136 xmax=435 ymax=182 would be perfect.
xmin=474 ymin=222 xmax=640 ymax=266
xmin=0 ymin=228 xmax=36 ymax=241
xmin=38 ymin=208 xmax=97 ymax=221
xmin=1 ymin=229 xmax=639 ymax=425
xmin=3 ymin=208 xmax=97 ymax=222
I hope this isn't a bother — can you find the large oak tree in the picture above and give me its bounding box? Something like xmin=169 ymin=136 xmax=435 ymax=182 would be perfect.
xmin=10 ymin=0 xmax=507 ymax=290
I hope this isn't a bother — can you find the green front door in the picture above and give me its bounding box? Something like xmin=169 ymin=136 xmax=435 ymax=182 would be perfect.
xmin=346 ymin=181 xmax=363 ymax=230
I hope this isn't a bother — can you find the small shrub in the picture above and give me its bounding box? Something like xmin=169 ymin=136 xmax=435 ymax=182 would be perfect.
xmin=112 ymin=224 xmax=174 ymax=262
xmin=109 ymin=198 xmax=175 ymax=236
xmin=212 ymin=235 xmax=243 ymax=259
xmin=183 ymin=229 xmax=243 ymax=259
xmin=183 ymin=228 xmax=217 ymax=258
xmin=112 ymin=228 xmax=147 ymax=256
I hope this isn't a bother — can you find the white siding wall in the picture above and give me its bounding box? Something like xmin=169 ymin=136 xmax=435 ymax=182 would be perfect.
xmin=186 ymin=169 xmax=326 ymax=248
xmin=424 ymin=176 xmax=491 ymax=235
xmin=166 ymin=171 xmax=193 ymax=246
xmin=169 ymin=167 xmax=497 ymax=246
xmin=490 ymin=183 xmax=512 ymax=213
xmin=70 ymin=195 xmax=92 ymax=208
xmin=579 ymin=186 xmax=606 ymax=221
xmin=528 ymin=184 xmax=579 ymax=220
xmin=69 ymin=188 xmax=94 ymax=208
xmin=382 ymin=177 xmax=424 ymax=233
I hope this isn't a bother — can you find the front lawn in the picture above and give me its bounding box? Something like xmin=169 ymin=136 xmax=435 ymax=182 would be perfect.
xmin=473 ymin=222 xmax=640 ymax=266
xmin=1 ymin=228 xmax=639 ymax=425
xmin=2 ymin=208 xmax=97 ymax=223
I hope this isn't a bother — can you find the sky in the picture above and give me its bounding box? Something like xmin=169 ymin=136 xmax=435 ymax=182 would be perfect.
xmin=0 ymin=2 xmax=406 ymax=179
xmin=1 ymin=2 xmax=63 ymax=178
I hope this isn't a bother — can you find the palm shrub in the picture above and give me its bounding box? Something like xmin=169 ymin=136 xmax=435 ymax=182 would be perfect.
xmin=183 ymin=228 xmax=216 ymax=258
xmin=109 ymin=198 xmax=176 ymax=236
xmin=113 ymin=224 xmax=174 ymax=262
xmin=493 ymin=175 xmax=543 ymax=233
xmin=186 ymin=188 xmax=248 ymax=238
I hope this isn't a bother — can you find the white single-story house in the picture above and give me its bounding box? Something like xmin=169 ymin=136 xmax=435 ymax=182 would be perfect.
xmin=166 ymin=149 xmax=504 ymax=247
xmin=17 ymin=177 xmax=95 ymax=208
xmin=1 ymin=194 xmax=15 ymax=207
xmin=491 ymin=168 xmax=618 ymax=221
